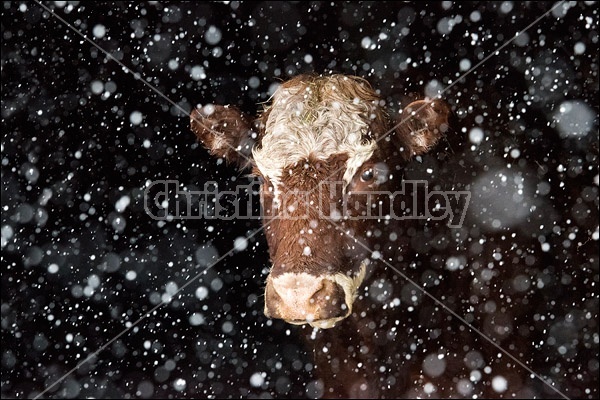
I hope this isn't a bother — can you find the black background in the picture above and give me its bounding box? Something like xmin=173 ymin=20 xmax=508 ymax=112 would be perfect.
xmin=2 ymin=1 xmax=598 ymax=398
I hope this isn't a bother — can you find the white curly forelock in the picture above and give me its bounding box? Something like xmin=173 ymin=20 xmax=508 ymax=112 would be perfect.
xmin=253 ymin=80 xmax=377 ymax=201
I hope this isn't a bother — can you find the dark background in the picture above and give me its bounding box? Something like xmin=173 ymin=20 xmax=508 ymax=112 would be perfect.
xmin=1 ymin=1 xmax=598 ymax=398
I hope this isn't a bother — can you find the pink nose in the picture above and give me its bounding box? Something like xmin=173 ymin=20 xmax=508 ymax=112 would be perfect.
xmin=264 ymin=273 xmax=348 ymax=324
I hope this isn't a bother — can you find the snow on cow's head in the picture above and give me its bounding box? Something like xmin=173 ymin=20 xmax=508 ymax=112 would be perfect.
xmin=252 ymin=75 xmax=386 ymax=203
xmin=191 ymin=74 xmax=448 ymax=177
xmin=191 ymin=74 xmax=450 ymax=328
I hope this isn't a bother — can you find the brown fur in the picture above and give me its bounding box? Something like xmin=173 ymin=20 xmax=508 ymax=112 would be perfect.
xmin=190 ymin=105 xmax=255 ymax=167
xmin=396 ymin=99 xmax=450 ymax=157
xmin=262 ymin=153 xmax=352 ymax=277
xmin=191 ymin=74 xmax=465 ymax=398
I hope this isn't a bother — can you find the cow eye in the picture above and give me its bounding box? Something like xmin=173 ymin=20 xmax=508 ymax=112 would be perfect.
xmin=360 ymin=169 xmax=374 ymax=182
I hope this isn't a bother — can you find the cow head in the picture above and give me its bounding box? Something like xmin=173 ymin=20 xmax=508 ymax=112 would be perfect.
xmin=191 ymin=74 xmax=449 ymax=328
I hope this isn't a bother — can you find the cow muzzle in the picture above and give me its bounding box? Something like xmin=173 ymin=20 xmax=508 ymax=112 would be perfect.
xmin=263 ymin=262 xmax=367 ymax=329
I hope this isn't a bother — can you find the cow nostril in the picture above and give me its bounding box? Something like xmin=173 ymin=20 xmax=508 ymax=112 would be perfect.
xmin=309 ymin=283 xmax=327 ymax=304
xmin=309 ymin=280 xmax=348 ymax=319
xmin=311 ymin=290 xmax=336 ymax=304
xmin=308 ymin=290 xmax=322 ymax=305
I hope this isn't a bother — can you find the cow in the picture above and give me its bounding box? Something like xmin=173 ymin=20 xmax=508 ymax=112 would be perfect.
xmin=191 ymin=73 xmax=447 ymax=324
xmin=189 ymin=74 xmax=533 ymax=398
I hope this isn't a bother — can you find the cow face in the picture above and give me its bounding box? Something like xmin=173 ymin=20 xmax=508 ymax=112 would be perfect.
xmin=191 ymin=74 xmax=449 ymax=328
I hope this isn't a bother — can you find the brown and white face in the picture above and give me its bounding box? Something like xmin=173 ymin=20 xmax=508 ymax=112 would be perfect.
xmin=191 ymin=74 xmax=449 ymax=329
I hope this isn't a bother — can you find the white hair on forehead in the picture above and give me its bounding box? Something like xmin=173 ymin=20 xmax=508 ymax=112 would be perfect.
xmin=253 ymin=80 xmax=378 ymax=193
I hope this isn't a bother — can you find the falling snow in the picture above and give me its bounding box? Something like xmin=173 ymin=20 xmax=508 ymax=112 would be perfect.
xmin=1 ymin=1 xmax=598 ymax=399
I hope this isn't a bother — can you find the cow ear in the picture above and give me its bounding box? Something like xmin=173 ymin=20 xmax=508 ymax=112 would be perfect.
xmin=396 ymin=100 xmax=450 ymax=157
xmin=190 ymin=104 xmax=255 ymax=169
